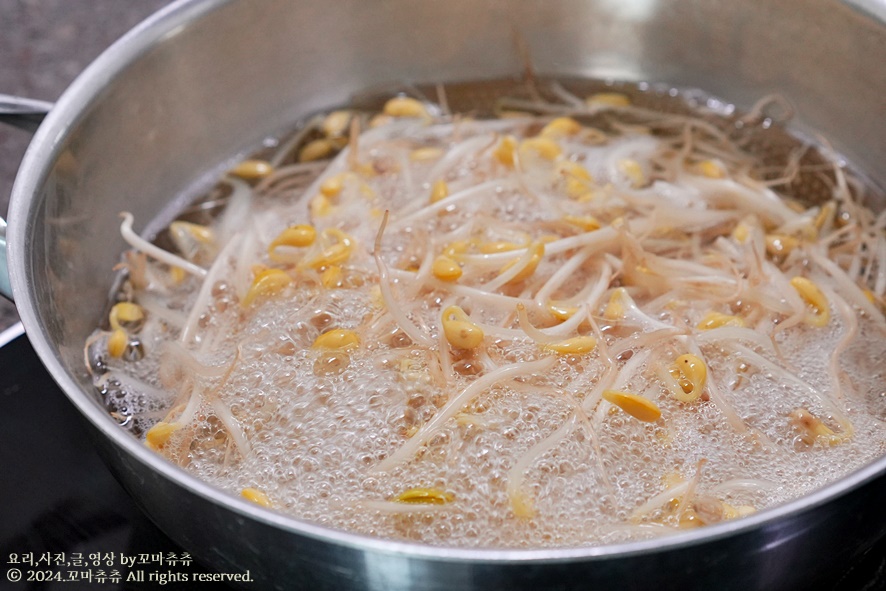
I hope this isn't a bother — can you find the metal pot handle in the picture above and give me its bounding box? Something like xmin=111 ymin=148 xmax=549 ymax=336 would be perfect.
xmin=0 ymin=94 xmax=52 ymax=133
xmin=0 ymin=217 xmax=10 ymax=300
xmin=0 ymin=94 xmax=53 ymax=301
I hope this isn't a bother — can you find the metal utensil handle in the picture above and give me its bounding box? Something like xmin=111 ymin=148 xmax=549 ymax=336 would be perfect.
xmin=0 ymin=94 xmax=53 ymax=300
xmin=0 ymin=94 xmax=53 ymax=133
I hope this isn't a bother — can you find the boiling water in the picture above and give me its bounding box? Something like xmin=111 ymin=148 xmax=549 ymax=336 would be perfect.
xmin=88 ymin=79 xmax=886 ymax=548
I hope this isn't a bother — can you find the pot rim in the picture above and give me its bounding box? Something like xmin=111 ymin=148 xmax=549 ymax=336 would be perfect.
xmin=8 ymin=0 xmax=886 ymax=564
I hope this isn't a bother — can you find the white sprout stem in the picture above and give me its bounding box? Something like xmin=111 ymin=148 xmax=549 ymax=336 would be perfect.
xmin=616 ymin=293 xmax=676 ymax=332
xmin=455 ymin=248 xmax=529 ymax=267
xmin=160 ymin=340 xmax=229 ymax=378
xmin=507 ymin=143 xmax=563 ymax=217
xmin=579 ymin=263 xmax=614 ymax=311
xmin=695 ymin=326 xmax=777 ymax=354
xmin=764 ymin=278 xmax=807 ymax=340
xmin=674 ymin=459 xmax=707 ymax=522
xmin=609 ymin=348 xmax=652 ymax=390
xmin=135 ymin=292 xmax=188 ymax=329
xmin=639 ymin=190 xmax=696 ymax=228
xmin=740 ymin=284 xmax=795 ymax=316
xmin=516 ymin=302 xmax=589 ymax=342
xmin=824 ymin=287 xmax=858 ymax=404
xmin=198 ymin=316 xmax=229 ymax=358
xmin=120 ymin=213 xmax=208 ymax=279
xmin=534 ymin=246 xmax=596 ymax=305
xmin=684 ymin=176 xmax=799 ymax=226
xmin=610 ymin=328 xmax=684 ymax=359
xmin=215 ymin=177 xmax=253 ymax=243
xmin=553 ymin=268 xmax=609 ymax=310
xmin=425 ymin=133 xmax=497 ymax=186
xmin=542 ymin=226 xmax=620 ymax=257
xmin=506 ymin=413 xmax=578 ymax=513
xmin=774 ymin=208 xmax=819 ymax=237
xmin=233 ymin=221 xmax=258 ymax=301
xmin=480 ymin=243 xmax=541 ymax=292
xmin=643 ymin=289 xmax=685 ymax=316
xmin=180 ymin=231 xmax=244 ymax=345
xmin=165 ymin=350 xmax=242 ymax=442
xmin=392 ymin=179 xmax=514 ymax=230
xmin=762 ymin=259 xmax=806 ymax=313
xmin=585 ymin=349 xmax=651 ymax=415
xmin=167 ymin=381 xmax=201 ymax=427
xmin=709 ymin=478 xmax=777 ymax=495
xmin=402 ymin=241 xmax=436 ymax=301
xmin=674 ymin=274 xmax=741 ymax=293
xmin=822 ymin=142 xmax=853 ymax=203
xmin=507 ymin=384 xmax=612 ymax=494
xmin=630 ymin=481 xmax=692 ymax=522
xmin=811 ymin=249 xmax=885 ymax=328
xmin=729 ymin=342 xmax=850 ymax=425
xmin=641 ymin=248 xmax=740 ymax=281
xmin=650 ymin=204 xmax=740 ymax=231
xmin=395 ymin=149 xmax=416 ymax=202
xmin=437 ymin=320 xmax=454 ymax=380
xmin=373 ymin=356 xmax=557 ymax=472
xmin=738 ymin=226 xmax=767 ymax=287
xmin=821 ymin=223 xmax=858 ymax=251
xmin=210 ymin=398 xmax=252 ymax=459
xmin=466 ymin=318 xmax=540 ymax=341
xmin=685 ymin=340 xmax=752 ymax=436
xmin=476 ymin=345 xmax=501 ymax=373
xmin=373 ymin=212 xmax=435 ymax=348
xmin=395 ymin=271 xmax=533 ymax=308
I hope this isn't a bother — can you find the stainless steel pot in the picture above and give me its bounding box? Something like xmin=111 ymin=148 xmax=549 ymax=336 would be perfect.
xmin=2 ymin=1 xmax=885 ymax=589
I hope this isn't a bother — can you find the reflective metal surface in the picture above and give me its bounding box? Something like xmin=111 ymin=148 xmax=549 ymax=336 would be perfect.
xmin=0 ymin=95 xmax=52 ymax=300
xmin=0 ymin=217 xmax=9 ymax=299
xmin=0 ymin=95 xmax=52 ymax=134
xmin=5 ymin=0 xmax=886 ymax=589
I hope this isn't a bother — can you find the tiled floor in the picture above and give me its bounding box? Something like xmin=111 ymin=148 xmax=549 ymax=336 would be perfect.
xmin=1 ymin=0 xmax=174 ymax=330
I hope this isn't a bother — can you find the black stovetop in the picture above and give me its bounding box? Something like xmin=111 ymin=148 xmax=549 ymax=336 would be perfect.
xmin=1 ymin=325 xmax=884 ymax=591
